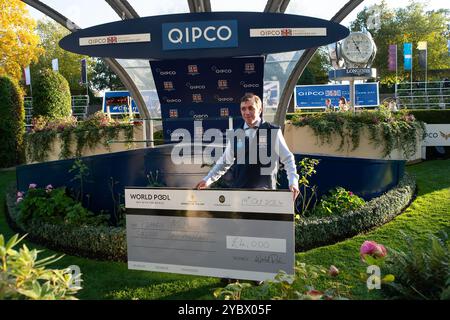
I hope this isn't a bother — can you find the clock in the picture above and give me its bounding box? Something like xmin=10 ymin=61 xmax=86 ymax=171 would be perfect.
xmin=340 ymin=32 xmax=376 ymax=66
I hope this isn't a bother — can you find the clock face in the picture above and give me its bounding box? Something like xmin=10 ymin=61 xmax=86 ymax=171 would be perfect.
xmin=342 ymin=33 xmax=374 ymax=64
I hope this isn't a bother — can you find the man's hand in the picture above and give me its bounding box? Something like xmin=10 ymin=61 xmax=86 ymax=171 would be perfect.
xmin=195 ymin=180 xmax=207 ymax=190
xmin=289 ymin=185 xmax=300 ymax=201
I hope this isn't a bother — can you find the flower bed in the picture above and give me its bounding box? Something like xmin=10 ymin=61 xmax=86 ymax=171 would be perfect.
xmin=5 ymin=173 xmax=415 ymax=260
xmin=25 ymin=112 xmax=145 ymax=163
xmin=285 ymin=109 xmax=426 ymax=161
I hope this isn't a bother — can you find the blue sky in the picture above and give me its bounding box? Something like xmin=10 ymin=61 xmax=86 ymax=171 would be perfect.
xmin=26 ymin=0 xmax=449 ymax=29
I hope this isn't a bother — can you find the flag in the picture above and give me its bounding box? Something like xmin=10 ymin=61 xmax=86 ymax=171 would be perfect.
xmin=388 ymin=45 xmax=397 ymax=72
xmin=23 ymin=66 xmax=31 ymax=85
xmin=81 ymin=59 xmax=87 ymax=84
xmin=52 ymin=58 xmax=59 ymax=71
xmin=417 ymin=41 xmax=427 ymax=69
xmin=404 ymin=43 xmax=412 ymax=71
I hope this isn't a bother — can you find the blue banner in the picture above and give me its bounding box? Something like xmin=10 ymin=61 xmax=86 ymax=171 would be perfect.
xmin=150 ymin=57 xmax=264 ymax=142
xmin=294 ymin=83 xmax=379 ymax=108
xmin=102 ymin=91 xmax=138 ymax=114
xmin=404 ymin=43 xmax=412 ymax=71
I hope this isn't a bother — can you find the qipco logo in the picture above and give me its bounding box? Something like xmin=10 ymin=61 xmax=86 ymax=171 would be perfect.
xmin=163 ymin=20 xmax=238 ymax=50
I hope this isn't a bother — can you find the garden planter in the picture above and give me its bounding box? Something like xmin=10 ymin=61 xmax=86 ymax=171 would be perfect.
xmin=283 ymin=122 xmax=422 ymax=161
xmin=26 ymin=125 xmax=145 ymax=164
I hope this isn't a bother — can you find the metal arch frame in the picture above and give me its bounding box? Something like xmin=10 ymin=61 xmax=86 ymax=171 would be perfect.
xmin=264 ymin=0 xmax=290 ymax=13
xmin=105 ymin=0 xmax=139 ymax=19
xmin=21 ymin=0 xmax=151 ymax=122
xmin=274 ymin=0 xmax=364 ymax=126
xmin=187 ymin=0 xmax=211 ymax=12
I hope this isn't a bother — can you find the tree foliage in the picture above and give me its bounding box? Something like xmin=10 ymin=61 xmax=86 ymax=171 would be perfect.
xmin=32 ymin=19 xmax=91 ymax=94
xmin=298 ymin=48 xmax=331 ymax=85
xmin=0 ymin=76 xmax=25 ymax=167
xmin=32 ymin=69 xmax=72 ymax=119
xmin=90 ymin=58 xmax=125 ymax=91
xmin=0 ymin=0 xmax=43 ymax=82
xmin=350 ymin=0 xmax=450 ymax=88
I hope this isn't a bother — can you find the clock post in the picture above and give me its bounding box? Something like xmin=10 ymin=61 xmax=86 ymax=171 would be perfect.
xmin=329 ymin=30 xmax=377 ymax=111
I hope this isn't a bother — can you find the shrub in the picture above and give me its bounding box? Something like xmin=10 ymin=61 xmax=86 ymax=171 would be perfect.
xmin=383 ymin=232 xmax=450 ymax=300
xmin=32 ymin=69 xmax=71 ymax=119
xmin=311 ymin=187 xmax=365 ymax=217
xmin=16 ymin=184 xmax=108 ymax=227
xmin=407 ymin=109 xmax=450 ymax=124
xmin=7 ymin=184 xmax=127 ymax=262
xmin=0 ymin=233 xmax=82 ymax=300
xmin=0 ymin=76 xmax=25 ymax=167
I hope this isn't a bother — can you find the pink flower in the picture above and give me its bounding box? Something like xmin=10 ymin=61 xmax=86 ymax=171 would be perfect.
xmin=45 ymin=184 xmax=53 ymax=190
xmin=28 ymin=183 xmax=37 ymax=189
xmin=16 ymin=197 xmax=23 ymax=204
xmin=17 ymin=191 xmax=24 ymax=198
xmin=360 ymin=240 xmax=387 ymax=261
xmin=328 ymin=265 xmax=339 ymax=277
xmin=349 ymin=191 xmax=354 ymax=196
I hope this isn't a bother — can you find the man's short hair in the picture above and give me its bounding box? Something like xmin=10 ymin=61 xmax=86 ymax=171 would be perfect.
xmin=240 ymin=93 xmax=262 ymax=110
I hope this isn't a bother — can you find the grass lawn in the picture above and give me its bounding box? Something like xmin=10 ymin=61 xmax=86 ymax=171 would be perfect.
xmin=1 ymin=159 xmax=449 ymax=300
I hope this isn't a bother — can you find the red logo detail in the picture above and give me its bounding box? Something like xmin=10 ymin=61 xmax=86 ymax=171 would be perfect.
xmin=107 ymin=36 xmax=118 ymax=43
xmin=281 ymin=29 xmax=292 ymax=36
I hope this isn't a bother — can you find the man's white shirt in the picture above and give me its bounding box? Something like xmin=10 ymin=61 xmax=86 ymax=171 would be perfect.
xmin=203 ymin=119 xmax=299 ymax=188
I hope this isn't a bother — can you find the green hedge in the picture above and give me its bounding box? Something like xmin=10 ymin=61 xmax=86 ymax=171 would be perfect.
xmin=0 ymin=76 xmax=25 ymax=168
xmin=407 ymin=109 xmax=450 ymax=124
xmin=6 ymin=174 xmax=415 ymax=260
xmin=295 ymin=173 xmax=416 ymax=252
xmin=6 ymin=186 xmax=126 ymax=261
xmin=32 ymin=69 xmax=72 ymax=119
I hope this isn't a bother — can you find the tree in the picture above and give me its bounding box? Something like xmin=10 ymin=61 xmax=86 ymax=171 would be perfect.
xmin=298 ymin=48 xmax=331 ymax=85
xmin=32 ymin=69 xmax=71 ymax=119
xmin=0 ymin=0 xmax=43 ymax=82
xmin=0 ymin=76 xmax=25 ymax=167
xmin=350 ymin=0 xmax=450 ymax=89
xmin=90 ymin=58 xmax=125 ymax=91
xmin=32 ymin=19 xmax=91 ymax=94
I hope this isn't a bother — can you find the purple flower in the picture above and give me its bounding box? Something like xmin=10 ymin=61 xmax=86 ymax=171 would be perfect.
xmin=16 ymin=197 xmax=23 ymax=204
xmin=28 ymin=183 xmax=37 ymax=189
xmin=45 ymin=184 xmax=53 ymax=190
xmin=17 ymin=191 xmax=24 ymax=198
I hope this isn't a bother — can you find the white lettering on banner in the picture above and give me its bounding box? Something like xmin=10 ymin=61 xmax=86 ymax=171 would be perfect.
xmin=240 ymin=81 xmax=260 ymax=88
xmin=226 ymin=236 xmax=286 ymax=253
xmin=165 ymin=98 xmax=182 ymax=103
xmin=79 ymin=33 xmax=151 ymax=46
xmin=298 ymin=91 xmax=324 ymax=96
xmin=168 ymin=26 xmax=232 ymax=44
xmin=249 ymin=28 xmax=327 ymax=38
xmin=193 ymin=114 xmax=209 ymax=120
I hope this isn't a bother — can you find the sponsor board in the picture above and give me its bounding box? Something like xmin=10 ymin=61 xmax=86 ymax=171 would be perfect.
xmin=125 ymin=188 xmax=294 ymax=281
xmin=423 ymin=124 xmax=450 ymax=146
xmin=79 ymin=33 xmax=151 ymax=46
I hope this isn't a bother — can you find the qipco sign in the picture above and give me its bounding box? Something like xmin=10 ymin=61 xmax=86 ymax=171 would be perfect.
xmin=162 ymin=20 xmax=238 ymax=50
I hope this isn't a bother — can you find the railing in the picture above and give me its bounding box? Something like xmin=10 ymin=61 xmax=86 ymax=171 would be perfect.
xmin=394 ymin=81 xmax=450 ymax=109
xmin=23 ymin=95 xmax=90 ymax=128
xmin=24 ymin=97 xmax=33 ymax=127
xmin=71 ymin=95 xmax=89 ymax=120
